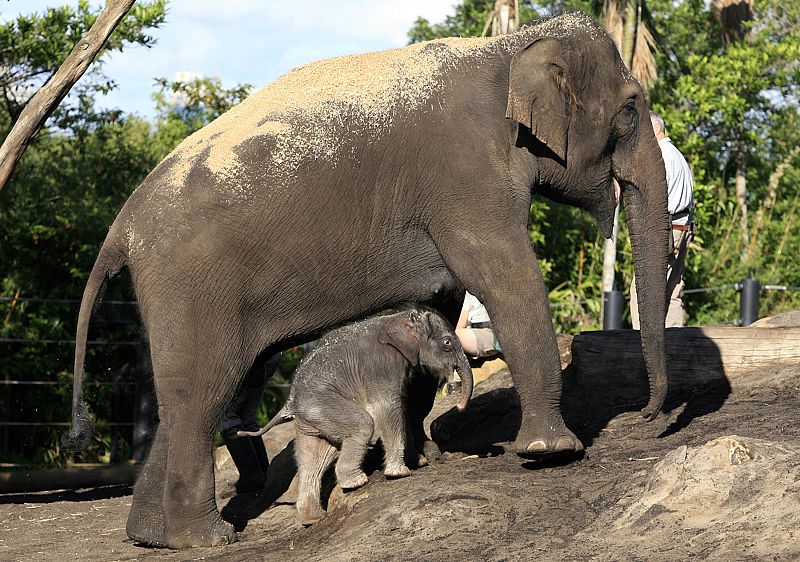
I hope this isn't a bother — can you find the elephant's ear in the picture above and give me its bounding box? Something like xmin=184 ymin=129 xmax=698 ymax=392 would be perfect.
xmin=379 ymin=310 xmax=422 ymax=365
xmin=506 ymin=37 xmax=573 ymax=162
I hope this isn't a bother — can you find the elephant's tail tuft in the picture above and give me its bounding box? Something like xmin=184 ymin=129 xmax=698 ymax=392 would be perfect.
xmin=62 ymin=235 xmax=128 ymax=453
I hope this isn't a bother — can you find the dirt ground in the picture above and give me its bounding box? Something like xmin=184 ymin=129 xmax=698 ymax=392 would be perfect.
xmin=2 ymin=353 xmax=799 ymax=561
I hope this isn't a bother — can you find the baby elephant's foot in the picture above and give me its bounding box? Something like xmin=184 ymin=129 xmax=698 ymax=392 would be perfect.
xmin=338 ymin=471 xmax=368 ymax=490
xmin=384 ymin=464 xmax=411 ymax=479
xmin=296 ymin=498 xmax=326 ymax=526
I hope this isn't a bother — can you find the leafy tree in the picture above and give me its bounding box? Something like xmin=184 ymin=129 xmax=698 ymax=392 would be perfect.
xmin=0 ymin=0 xmax=167 ymax=131
xmin=649 ymin=0 xmax=800 ymax=324
xmin=0 ymin=2 xmax=255 ymax=466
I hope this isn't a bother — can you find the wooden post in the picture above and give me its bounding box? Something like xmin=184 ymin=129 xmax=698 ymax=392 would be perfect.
xmin=571 ymin=326 xmax=800 ymax=393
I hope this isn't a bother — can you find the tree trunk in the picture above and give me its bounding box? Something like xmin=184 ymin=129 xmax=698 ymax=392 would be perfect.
xmin=735 ymin=140 xmax=749 ymax=252
xmin=0 ymin=0 xmax=137 ymax=191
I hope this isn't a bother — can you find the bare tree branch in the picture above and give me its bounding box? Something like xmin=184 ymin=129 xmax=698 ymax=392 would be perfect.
xmin=0 ymin=0 xmax=136 ymax=191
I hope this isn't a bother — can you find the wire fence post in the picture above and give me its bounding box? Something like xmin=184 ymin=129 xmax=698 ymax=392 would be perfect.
xmin=602 ymin=290 xmax=625 ymax=330
xmin=737 ymin=275 xmax=761 ymax=326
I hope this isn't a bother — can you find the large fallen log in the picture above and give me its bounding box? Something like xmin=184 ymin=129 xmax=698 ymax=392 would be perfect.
xmin=571 ymin=326 xmax=800 ymax=393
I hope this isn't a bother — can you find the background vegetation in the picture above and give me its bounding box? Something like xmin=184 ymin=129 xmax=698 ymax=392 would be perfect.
xmin=1 ymin=0 xmax=798 ymax=466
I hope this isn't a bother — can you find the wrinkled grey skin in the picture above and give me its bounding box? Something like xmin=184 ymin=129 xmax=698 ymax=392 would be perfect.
xmin=64 ymin=13 xmax=669 ymax=548
xmin=239 ymin=309 xmax=473 ymax=525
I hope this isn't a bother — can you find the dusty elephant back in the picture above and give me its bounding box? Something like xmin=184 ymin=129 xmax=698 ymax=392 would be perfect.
xmin=115 ymin=36 xmax=516 ymax=266
xmin=127 ymin=32 xmax=535 ymax=207
xmin=116 ymin=14 xmax=613 ymax=264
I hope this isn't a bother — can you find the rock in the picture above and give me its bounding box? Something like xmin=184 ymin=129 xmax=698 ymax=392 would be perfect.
xmin=580 ymin=435 xmax=800 ymax=560
xmin=750 ymin=310 xmax=800 ymax=328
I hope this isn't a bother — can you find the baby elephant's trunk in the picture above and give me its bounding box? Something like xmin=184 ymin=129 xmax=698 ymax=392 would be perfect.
xmin=454 ymin=351 xmax=473 ymax=411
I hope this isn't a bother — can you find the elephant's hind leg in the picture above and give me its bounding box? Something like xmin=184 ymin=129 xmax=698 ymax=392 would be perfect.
xmin=126 ymin=420 xmax=169 ymax=546
xmin=294 ymin=430 xmax=337 ymax=526
xmin=297 ymin=398 xmax=375 ymax=490
xmin=127 ymin=314 xmax=254 ymax=548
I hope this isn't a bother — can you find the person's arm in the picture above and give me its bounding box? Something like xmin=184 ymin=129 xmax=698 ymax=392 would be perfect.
xmin=456 ymin=306 xmax=470 ymax=329
xmin=455 ymin=307 xmax=479 ymax=357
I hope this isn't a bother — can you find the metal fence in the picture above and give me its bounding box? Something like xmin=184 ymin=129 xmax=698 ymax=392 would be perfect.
xmin=1 ymin=297 xmax=144 ymax=466
xmin=3 ymin=279 xmax=798 ymax=466
xmin=601 ymin=276 xmax=800 ymax=329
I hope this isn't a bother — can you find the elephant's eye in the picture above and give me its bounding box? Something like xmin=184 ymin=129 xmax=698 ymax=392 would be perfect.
xmin=615 ymin=101 xmax=638 ymax=139
xmin=441 ymin=337 xmax=453 ymax=350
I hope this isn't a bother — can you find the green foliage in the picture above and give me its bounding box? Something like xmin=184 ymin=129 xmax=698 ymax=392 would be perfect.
xmin=0 ymin=3 xmax=252 ymax=467
xmin=649 ymin=0 xmax=800 ymax=325
xmin=0 ymin=0 xmax=167 ymax=129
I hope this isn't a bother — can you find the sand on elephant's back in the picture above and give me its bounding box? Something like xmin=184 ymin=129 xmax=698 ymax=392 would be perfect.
xmin=158 ymin=13 xmax=605 ymax=190
xmin=166 ymin=35 xmax=502 ymax=186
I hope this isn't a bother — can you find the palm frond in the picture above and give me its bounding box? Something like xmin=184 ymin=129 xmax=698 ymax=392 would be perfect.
xmin=632 ymin=16 xmax=658 ymax=90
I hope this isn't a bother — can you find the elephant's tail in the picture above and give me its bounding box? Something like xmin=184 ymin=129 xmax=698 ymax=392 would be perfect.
xmin=237 ymin=404 xmax=293 ymax=438
xmin=62 ymin=233 xmax=128 ymax=453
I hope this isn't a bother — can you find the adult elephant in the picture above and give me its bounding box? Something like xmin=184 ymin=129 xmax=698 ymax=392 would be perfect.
xmin=65 ymin=12 xmax=669 ymax=548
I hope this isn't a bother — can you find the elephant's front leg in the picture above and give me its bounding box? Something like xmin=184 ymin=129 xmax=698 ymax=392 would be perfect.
xmin=434 ymin=225 xmax=583 ymax=458
xmin=373 ymin=402 xmax=411 ymax=479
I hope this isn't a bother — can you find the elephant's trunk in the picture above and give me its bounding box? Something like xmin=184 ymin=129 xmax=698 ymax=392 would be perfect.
xmin=454 ymin=351 xmax=474 ymax=411
xmin=621 ymin=134 xmax=671 ymax=421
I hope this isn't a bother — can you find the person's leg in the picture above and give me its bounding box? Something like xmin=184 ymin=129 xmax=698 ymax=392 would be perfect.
xmin=630 ymin=274 xmax=640 ymax=330
xmin=220 ymin=383 xmax=270 ymax=493
xmin=222 ymin=352 xmax=283 ymax=490
xmin=455 ymin=327 xmax=499 ymax=358
xmin=455 ymin=326 xmax=480 ymax=356
xmin=665 ymin=230 xmax=689 ymax=327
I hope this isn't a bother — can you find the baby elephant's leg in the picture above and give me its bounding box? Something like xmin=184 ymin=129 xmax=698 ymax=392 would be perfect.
xmin=299 ymin=398 xmax=374 ymax=491
xmin=373 ymin=403 xmax=411 ymax=479
xmin=294 ymin=431 xmax=337 ymax=526
xmin=335 ymin=409 xmax=374 ymax=490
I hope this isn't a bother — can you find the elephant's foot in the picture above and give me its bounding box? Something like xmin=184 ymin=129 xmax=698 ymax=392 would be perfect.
xmin=163 ymin=517 xmax=237 ymax=549
xmin=337 ymin=470 xmax=368 ymax=490
xmin=421 ymin=439 xmax=441 ymax=462
xmin=129 ymin=506 xmax=236 ymax=549
xmin=384 ymin=464 xmax=411 ymax=479
xmin=514 ymin=412 xmax=584 ymax=459
xmin=126 ymin=517 xmax=168 ymax=548
xmin=127 ymin=478 xmax=167 ymax=547
xmin=296 ymin=496 xmax=326 ymax=526
xmin=416 ymin=454 xmax=429 ymax=468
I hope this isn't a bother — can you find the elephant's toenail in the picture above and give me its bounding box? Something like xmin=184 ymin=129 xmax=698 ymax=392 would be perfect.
xmin=526 ymin=440 xmax=548 ymax=453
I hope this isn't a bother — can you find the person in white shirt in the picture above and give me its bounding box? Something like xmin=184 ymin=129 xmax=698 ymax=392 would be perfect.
xmin=456 ymin=291 xmax=502 ymax=359
xmin=630 ymin=111 xmax=694 ymax=328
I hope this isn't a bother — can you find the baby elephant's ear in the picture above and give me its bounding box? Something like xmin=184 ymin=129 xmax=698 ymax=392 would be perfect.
xmin=379 ymin=312 xmax=421 ymax=365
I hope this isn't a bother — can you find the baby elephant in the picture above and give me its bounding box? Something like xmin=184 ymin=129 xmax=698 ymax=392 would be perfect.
xmin=239 ymin=308 xmax=473 ymax=525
